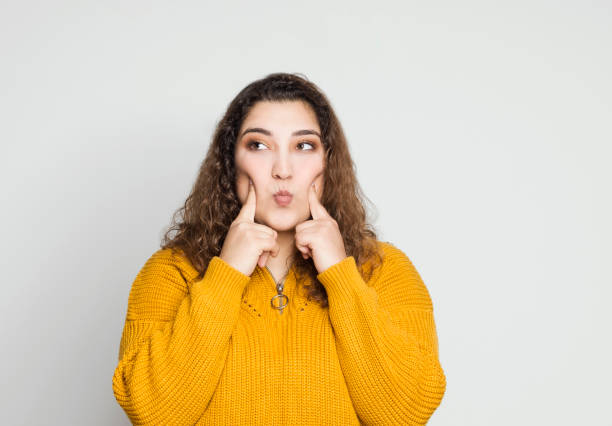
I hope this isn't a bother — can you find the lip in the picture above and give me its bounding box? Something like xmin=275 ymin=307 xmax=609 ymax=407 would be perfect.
xmin=273 ymin=192 xmax=293 ymax=206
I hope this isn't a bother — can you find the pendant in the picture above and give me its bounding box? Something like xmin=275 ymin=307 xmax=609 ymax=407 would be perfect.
xmin=265 ymin=265 xmax=290 ymax=315
xmin=270 ymin=281 xmax=289 ymax=315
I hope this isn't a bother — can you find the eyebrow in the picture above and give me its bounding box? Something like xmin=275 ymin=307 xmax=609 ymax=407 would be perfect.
xmin=239 ymin=127 xmax=321 ymax=139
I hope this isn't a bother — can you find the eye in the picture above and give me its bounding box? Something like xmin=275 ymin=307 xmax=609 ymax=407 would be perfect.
xmin=297 ymin=141 xmax=315 ymax=151
xmin=246 ymin=141 xmax=267 ymax=150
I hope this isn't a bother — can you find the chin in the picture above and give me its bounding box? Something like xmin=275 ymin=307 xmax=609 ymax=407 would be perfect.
xmin=258 ymin=212 xmax=305 ymax=232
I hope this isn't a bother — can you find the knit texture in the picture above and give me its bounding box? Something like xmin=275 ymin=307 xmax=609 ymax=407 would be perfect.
xmin=112 ymin=241 xmax=446 ymax=425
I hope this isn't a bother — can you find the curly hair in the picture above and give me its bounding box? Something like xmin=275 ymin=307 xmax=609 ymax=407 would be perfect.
xmin=161 ymin=72 xmax=382 ymax=308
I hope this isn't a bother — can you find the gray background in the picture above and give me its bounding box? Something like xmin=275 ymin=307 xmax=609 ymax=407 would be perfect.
xmin=1 ymin=1 xmax=610 ymax=425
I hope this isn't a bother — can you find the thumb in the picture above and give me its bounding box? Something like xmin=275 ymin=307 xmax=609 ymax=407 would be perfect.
xmin=258 ymin=251 xmax=269 ymax=268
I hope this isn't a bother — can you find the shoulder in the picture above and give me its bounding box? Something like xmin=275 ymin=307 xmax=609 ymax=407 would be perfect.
xmin=379 ymin=241 xmax=422 ymax=275
xmin=125 ymin=248 xmax=200 ymax=321
xmin=140 ymin=247 xmax=201 ymax=283
xmin=364 ymin=240 xmax=414 ymax=274
xmin=377 ymin=240 xmax=408 ymax=261
xmin=369 ymin=240 xmax=434 ymax=312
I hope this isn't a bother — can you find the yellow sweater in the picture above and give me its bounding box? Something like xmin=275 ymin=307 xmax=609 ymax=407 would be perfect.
xmin=112 ymin=241 xmax=446 ymax=425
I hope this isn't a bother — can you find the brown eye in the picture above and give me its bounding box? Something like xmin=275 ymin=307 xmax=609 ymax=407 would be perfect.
xmin=297 ymin=141 xmax=315 ymax=151
xmin=247 ymin=141 xmax=266 ymax=150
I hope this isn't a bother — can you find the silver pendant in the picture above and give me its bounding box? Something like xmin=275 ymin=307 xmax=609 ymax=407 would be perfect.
xmin=270 ymin=281 xmax=289 ymax=315
xmin=265 ymin=265 xmax=290 ymax=315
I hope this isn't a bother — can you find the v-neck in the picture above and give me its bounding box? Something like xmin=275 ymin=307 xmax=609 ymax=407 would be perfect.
xmin=263 ymin=265 xmax=291 ymax=285
xmin=241 ymin=262 xmax=306 ymax=318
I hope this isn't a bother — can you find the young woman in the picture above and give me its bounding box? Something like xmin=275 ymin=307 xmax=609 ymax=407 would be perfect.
xmin=112 ymin=73 xmax=446 ymax=425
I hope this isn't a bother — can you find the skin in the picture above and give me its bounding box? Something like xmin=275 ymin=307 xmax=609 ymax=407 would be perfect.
xmin=234 ymin=100 xmax=346 ymax=280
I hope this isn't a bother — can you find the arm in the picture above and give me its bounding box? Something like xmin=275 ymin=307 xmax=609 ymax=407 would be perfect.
xmin=112 ymin=250 xmax=250 ymax=425
xmin=317 ymin=242 xmax=446 ymax=425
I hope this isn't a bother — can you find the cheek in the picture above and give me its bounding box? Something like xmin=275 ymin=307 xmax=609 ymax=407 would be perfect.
xmin=235 ymin=161 xmax=264 ymax=203
xmin=235 ymin=169 xmax=250 ymax=202
xmin=312 ymin=164 xmax=325 ymax=189
xmin=236 ymin=155 xmax=264 ymax=178
xmin=304 ymin=155 xmax=324 ymax=177
xmin=316 ymin=176 xmax=324 ymax=195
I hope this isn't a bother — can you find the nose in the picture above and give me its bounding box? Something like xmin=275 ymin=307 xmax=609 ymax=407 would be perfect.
xmin=271 ymin=151 xmax=292 ymax=179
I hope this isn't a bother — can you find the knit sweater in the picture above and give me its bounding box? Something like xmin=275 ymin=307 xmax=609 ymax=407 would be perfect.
xmin=112 ymin=241 xmax=446 ymax=425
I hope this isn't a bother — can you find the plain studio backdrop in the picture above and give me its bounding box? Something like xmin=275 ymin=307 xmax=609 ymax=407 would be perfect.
xmin=1 ymin=1 xmax=610 ymax=425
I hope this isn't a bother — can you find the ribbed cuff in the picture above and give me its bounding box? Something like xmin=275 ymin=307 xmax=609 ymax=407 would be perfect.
xmin=317 ymin=256 xmax=377 ymax=305
xmin=191 ymin=256 xmax=251 ymax=301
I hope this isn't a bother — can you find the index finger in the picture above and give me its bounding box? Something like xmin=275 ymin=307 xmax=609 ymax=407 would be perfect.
xmin=236 ymin=179 xmax=256 ymax=222
xmin=308 ymin=181 xmax=329 ymax=220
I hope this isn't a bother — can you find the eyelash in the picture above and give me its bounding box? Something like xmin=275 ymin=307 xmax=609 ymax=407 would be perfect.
xmin=246 ymin=141 xmax=316 ymax=151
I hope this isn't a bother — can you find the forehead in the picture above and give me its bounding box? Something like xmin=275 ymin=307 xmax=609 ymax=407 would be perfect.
xmin=240 ymin=100 xmax=320 ymax=132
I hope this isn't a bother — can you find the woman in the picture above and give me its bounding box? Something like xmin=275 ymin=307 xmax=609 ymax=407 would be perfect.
xmin=112 ymin=72 xmax=446 ymax=425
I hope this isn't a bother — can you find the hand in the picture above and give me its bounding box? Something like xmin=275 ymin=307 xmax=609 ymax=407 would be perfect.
xmin=294 ymin=182 xmax=347 ymax=274
xmin=219 ymin=179 xmax=280 ymax=276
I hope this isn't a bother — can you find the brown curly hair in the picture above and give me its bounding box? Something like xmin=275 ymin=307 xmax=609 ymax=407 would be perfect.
xmin=161 ymin=72 xmax=382 ymax=308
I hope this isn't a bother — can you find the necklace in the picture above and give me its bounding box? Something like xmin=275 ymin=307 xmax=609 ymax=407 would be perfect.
xmin=265 ymin=265 xmax=290 ymax=315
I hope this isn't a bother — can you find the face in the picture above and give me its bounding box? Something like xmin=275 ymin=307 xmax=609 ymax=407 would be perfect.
xmin=234 ymin=100 xmax=326 ymax=232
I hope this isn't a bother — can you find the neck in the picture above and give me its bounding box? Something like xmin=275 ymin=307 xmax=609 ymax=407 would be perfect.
xmin=265 ymin=230 xmax=296 ymax=274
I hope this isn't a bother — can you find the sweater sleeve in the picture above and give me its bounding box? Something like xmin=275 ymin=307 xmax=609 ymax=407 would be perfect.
xmin=316 ymin=243 xmax=446 ymax=426
xmin=112 ymin=250 xmax=251 ymax=425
